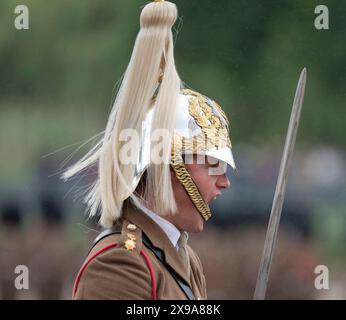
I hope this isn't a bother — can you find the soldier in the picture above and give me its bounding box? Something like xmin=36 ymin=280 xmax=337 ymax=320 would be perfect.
xmin=62 ymin=0 xmax=236 ymax=300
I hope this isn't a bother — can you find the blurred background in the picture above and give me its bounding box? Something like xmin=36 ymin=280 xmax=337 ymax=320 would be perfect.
xmin=0 ymin=0 xmax=345 ymax=299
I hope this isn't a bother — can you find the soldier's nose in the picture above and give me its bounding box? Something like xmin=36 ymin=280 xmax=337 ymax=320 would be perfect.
xmin=217 ymin=174 xmax=230 ymax=189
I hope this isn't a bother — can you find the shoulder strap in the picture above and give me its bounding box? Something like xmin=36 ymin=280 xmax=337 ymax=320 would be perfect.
xmin=142 ymin=232 xmax=196 ymax=300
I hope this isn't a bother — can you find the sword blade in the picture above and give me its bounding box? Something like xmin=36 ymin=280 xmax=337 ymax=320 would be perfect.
xmin=254 ymin=68 xmax=307 ymax=300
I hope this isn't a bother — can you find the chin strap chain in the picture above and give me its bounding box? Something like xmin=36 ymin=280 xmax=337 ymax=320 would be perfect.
xmin=170 ymin=152 xmax=211 ymax=221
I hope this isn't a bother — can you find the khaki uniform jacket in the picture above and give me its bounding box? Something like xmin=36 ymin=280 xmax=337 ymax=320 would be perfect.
xmin=73 ymin=204 xmax=207 ymax=300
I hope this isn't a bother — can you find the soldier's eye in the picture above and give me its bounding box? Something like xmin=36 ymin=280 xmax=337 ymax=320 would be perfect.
xmin=209 ymin=162 xmax=220 ymax=168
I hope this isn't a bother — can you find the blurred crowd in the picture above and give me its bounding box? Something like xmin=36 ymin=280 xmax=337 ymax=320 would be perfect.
xmin=0 ymin=195 xmax=94 ymax=299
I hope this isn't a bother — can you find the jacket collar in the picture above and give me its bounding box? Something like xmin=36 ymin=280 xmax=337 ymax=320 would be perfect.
xmin=123 ymin=201 xmax=191 ymax=286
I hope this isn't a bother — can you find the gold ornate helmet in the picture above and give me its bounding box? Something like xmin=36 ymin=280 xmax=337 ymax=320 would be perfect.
xmin=134 ymin=85 xmax=236 ymax=221
xmin=171 ymin=89 xmax=236 ymax=221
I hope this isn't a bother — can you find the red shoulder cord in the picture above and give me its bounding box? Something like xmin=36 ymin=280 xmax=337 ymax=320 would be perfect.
xmin=72 ymin=243 xmax=157 ymax=300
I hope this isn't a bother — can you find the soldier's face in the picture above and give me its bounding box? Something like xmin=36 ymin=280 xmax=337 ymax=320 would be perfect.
xmin=169 ymin=155 xmax=230 ymax=232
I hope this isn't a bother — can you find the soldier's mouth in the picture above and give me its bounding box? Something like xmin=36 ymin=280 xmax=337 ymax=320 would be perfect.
xmin=207 ymin=193 xmax=221 ymax=204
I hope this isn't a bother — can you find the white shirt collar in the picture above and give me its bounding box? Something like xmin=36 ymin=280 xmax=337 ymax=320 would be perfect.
xmin=137 ymin=203 xmax=188 ymax=250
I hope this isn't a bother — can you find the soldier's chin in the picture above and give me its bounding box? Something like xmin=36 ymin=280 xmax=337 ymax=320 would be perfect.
xmin=197 ymin=216 xmax=205 ymax=232
xmin=198 ymin=209 xmax=206 ymax=227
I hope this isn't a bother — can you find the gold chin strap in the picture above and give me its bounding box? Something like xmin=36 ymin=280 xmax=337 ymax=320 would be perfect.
xmin=170 ymin=152 xmax=211 ymax=221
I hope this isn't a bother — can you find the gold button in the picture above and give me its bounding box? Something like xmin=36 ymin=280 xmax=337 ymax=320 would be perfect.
xmin=127 ymin=224 xmax=137 ymax=231
xmin=124 ymin=239 xmax=136 ymax=251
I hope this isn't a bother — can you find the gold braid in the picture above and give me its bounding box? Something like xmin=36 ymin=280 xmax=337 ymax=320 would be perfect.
xmin=170 ymin=152 xmax=211 ymax=221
